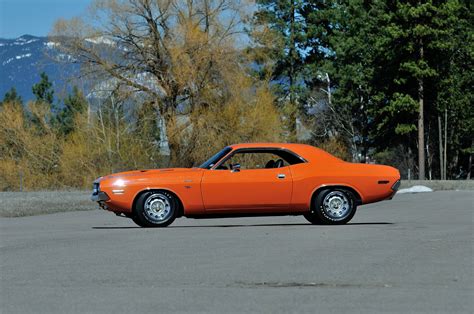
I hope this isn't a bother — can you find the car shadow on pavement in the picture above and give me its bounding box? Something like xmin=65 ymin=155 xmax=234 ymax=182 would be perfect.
xmin=92 ymin=222 xmax=393 ymax=229
xmin=92 ymin=226 xmax=141 ymax=229
xmin=348 ymin=222 xmax=394 ymax=225
xmin=168 ymin=222 xmax=394 ymax=228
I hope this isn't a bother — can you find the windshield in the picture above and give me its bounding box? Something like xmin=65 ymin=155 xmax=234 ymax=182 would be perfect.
xmin=198 ymin=147 xmax=232 ymax=169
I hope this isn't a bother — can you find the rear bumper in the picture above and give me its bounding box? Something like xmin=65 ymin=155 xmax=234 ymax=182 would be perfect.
xmin=91 ymin=191 xmax=110 ymax=202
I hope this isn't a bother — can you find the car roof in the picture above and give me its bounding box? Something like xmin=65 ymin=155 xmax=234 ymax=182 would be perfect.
xmin=228 ymin=143 xmax=342 ymax=163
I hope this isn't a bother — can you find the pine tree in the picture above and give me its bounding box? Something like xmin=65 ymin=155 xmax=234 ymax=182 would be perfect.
xmin=380 ymin=0 xmax=473 ymax=179
xmin=55 ymin=86 xmax=88 ymax=135
xmin=302 ymin=0 xmax=391 ymax=160
xmin=32 ymin=72 xmax=54 ymax=105
xmin=301 ymin=0 xmax=472 ymax=177
xmin=431 ymin=0 xmax=473 ymax=178
xmin=252 ymin=0 xmax=306 ymax=140
xmin=2 ymin=87 xmax=23 ymax=105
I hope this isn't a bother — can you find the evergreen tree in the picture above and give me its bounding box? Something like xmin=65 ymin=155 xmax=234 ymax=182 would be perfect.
xmin=302 ymin=0 xmax=472 ymax=178
xmin=377 ymin=0 xmax=472 ymax=179
xmin=252 ymin=0 xmax=306 ymax=140
xmin=384 ymin=1 xmax=438 ymax=179
xmin=302 ymin=0 xmax=391 ymax=160
xmin=32 ymin=72 xmax=54 ymax=105
xmin=55 ymin=86 xmax=88 ymax=135
xmin=2 ymin=87 xmax=23 ymax=106
xmin=431 ymin=0 xmax=473 ymax=178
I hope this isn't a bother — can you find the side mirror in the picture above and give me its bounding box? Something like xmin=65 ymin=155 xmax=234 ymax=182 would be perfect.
xmin=231 ymin=163 xmax=241 ymax=172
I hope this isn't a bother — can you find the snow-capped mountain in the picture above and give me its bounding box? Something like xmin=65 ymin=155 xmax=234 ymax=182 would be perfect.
xmin=0 ymin=35 xmax=81 ymax=102
xmin=0 ymin=34 xmax=166 ymax=104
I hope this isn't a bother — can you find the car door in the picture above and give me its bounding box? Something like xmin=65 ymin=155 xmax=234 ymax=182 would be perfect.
xmin=200 ymin=166 xmax=293 ymax=212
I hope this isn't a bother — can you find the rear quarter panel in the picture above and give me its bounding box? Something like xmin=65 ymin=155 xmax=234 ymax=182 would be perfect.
xmin=290 ymin=161 xmax=400 ymax=210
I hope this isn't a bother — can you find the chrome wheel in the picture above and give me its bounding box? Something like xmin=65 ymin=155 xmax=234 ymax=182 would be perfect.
xmin=322 ymin=191 xmax=351 ymax=221
xmin=143 ymin=193 xmax=172 ymax=223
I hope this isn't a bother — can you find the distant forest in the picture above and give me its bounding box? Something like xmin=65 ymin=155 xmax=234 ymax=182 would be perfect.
xmin=1 ymin=0 xmax=472 ymax=190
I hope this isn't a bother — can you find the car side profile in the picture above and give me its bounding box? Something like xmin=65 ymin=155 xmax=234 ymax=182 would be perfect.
xmin=91 ymin=143 xmax=401 ymax=227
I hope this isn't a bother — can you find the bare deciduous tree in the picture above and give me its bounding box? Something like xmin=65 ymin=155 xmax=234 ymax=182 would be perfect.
xmin=52 ymin=0 xmax=254 ymax=164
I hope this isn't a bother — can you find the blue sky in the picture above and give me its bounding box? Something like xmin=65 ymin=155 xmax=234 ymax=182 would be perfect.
xmin=0 ymin=0 xmax=91 ymax=38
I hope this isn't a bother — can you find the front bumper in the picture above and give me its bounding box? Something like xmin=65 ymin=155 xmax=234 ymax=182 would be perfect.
xmin=91 ymin=191 xmax=110 ymax=202
xmin=385 ymin=179 xmax=401 ymax=200
xmin=391 ymin=179 xmax=401 ymax=191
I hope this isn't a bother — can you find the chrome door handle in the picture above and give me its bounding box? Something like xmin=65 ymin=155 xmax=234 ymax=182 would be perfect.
xmin=277 ymin=174 xmax=286 ymax=179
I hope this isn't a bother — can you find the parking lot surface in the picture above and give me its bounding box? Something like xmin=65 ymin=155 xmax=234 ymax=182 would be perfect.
xmin=1 ymin=191 xmax=472 ymax=313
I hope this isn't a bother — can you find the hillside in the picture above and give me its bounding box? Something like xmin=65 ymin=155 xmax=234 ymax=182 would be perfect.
xmin=0 ymin=35 xmax=80 ymax=102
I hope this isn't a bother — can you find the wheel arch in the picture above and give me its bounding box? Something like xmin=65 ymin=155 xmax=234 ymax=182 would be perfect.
xmin=132 ymin=188 xmax=185 ymax=217
xmin=310 ymin=184 xmax=363 ymax=211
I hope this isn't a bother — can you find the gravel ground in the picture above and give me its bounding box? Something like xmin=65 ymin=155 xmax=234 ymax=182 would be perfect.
xmin=0 ymin=191 xmax=95 ymax=217
xmin=400 ymin=180 xmax=474 ymax=190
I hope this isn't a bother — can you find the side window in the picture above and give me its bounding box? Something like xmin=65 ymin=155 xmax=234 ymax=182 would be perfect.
xmin=224 ymin=152 xmax=287 ymax=170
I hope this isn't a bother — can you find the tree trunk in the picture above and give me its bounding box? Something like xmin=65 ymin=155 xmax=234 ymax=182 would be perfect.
xmin=326 ymin=73 xmax=332 ymax=106
xmin=417 ymin=45 xmax=425 ymax=180
xmin=438 ymin=115 xmax=444 ymax=179
xmin=417 ymin=87 xmax=425 ymax=179
xmin=467 ymin=145 xmax=472 ymax=180
xmin=408 ymin=147 xmax=414 ymax=180
xmin=161 ymin=92 xmax=186 ymax=167
xmin=288 ymin=0 xmax=297 ymax=141
xmin=444 ymin=108 xmax=447 ymax=179
xmin=426 ymin=130 xmax=431 ymax=180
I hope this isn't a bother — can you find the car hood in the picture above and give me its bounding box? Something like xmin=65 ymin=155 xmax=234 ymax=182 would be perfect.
xmin=97 ymin=168 xmax=200 ymax=181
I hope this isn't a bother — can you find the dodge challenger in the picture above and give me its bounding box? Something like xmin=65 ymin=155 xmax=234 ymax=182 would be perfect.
xmin=91 ymin=143 xmax=400 ymax=227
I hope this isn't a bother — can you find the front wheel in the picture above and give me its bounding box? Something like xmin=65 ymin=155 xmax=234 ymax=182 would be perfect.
xmin=132 ymin=191 xmax=178 ymax=227
xmin=305 ymin=189 xmax=357 ymax=225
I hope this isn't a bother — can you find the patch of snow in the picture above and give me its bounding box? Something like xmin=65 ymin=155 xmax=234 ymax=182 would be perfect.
xmin=85 ymin=36 xmax=115 ymax=46
xmin=397 ymin=185 xmax=433 ymax=194
xmin=15 ymin=53 xmax=32 ymax=60
xmin=45 ymin=41 xmax=60 ymax=48
xmin=54 ymin=53 xmax=77 ymax=62
xmin=13 ymin=38 xmax=38 ymax=45
xmin=3 ymin=53 xmax=33 ymax=65
xmin=2 ymin=57 xmax=14 ymax=66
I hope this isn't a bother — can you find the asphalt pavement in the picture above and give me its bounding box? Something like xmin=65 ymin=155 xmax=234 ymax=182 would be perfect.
xmin=1 ymin=191 xmax=473 ymax=313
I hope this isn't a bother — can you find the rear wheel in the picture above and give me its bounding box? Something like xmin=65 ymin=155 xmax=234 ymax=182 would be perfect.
xmin=132 ymin=191 xmax=178 ymax=227
xmin=305 ymin=189 xmax=357 ymax=225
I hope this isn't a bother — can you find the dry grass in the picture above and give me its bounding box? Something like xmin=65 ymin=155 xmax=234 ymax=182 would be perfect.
xmin=0 ymin=191 xmax=96 ymax=217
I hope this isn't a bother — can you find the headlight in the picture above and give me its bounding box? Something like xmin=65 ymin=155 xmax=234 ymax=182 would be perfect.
xmin=93 ymin=182 xmax=100 ymax=194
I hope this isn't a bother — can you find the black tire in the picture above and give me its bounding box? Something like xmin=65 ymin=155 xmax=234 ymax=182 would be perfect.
xmin=132 ymin=191 xmax=178 ymax=227
xmin=305 ymin=188 xmax=357 ymax=225
xmin=131 ymin=215 xmax=144 ymax=226
xmin=303 ymin=212 xmax=323 ymax=225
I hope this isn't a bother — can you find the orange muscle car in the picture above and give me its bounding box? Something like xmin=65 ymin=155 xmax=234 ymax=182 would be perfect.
xmin=91 ymin=143 xmax=400 ymax=227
